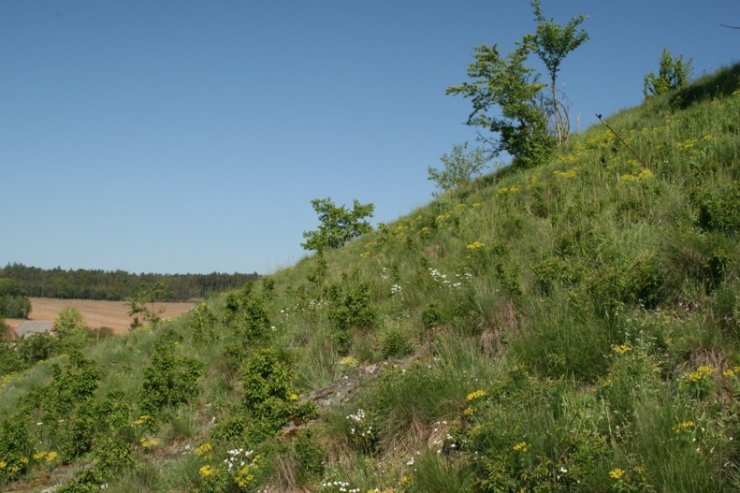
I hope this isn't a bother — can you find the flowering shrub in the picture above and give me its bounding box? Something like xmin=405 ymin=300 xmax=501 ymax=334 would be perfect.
xmin=345 ymin=408 xmax=378 ymax=453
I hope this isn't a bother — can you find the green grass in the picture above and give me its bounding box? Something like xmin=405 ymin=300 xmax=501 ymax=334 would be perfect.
xmin=0 ymin=64 xmax=738 ymax=492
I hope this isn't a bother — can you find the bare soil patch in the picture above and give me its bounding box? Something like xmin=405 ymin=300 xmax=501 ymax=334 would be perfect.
xmin=6 ymin=298 xmax=195 ymax=335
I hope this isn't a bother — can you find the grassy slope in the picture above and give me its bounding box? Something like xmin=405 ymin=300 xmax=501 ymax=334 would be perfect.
xmin=1 ymin=64 xmax=738 ymax=493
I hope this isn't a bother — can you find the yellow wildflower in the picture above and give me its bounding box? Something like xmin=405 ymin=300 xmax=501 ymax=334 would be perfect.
xmin=612 ymin=344 xmax=632 ymax=355
xmin=288 ymin=392 xmax=299 ymax=401
xmin=497 ymin=185 xmax=522 ymax=194
xmin=609 ymin=468 xmax=625 ymax=480
xmin=33 ymin=451 xmax=47 ymax=461
xmin=672 ymin=421 xmax=696 ymax=433
xmin=134 ymin=415 xmax=151 ymax=426
xmin=685 ymin=365 xmax=714 ymax=383
xmin=620 ymin=168 xmax=654 ymax=181
xmin=45 ymin=451 xmax=58 ymax=463
xmin=0 ymin=460 xmax=6 ymax=469
xmin=199 ymin=465 xmax=216 ymax=478
xmin=466 ymin=241 xmax=485 ymax=251
xmin=463 ymin=407 xmax=474 ymax=416
xmin=553 ymin=168 xmax=577 ymax=178
xmin=140 ymin=437 xmax=160 ymax=449
xmin=466 ymin=389 xmax=487 ymax=402
xmin=194 ymin=442 xmax=213 ymax=457
xmin=339 ymin=356 xmax=359 ymax=367
xmin=472 ymin=202 xmax=482 ymax=208
xmin=512 ymin=441 xmax=529 ymax=453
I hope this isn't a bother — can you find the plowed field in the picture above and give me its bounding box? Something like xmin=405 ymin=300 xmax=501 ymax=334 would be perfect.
xmin=5 ymin=297 xmax=195 ymax=335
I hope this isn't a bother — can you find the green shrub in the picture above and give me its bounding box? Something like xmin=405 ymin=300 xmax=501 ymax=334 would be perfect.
xmin=0 ymin=277 xmax=31 ymax=319
xmin=381 ymin=328 xmax=413 ymax=359
xmin=327 ymin=282 xmax=376 ymax=353
xmin=293 ymin=429 xmax=326 ymax=483
xmin=0 ymin=419 xmax=31 ymax=483
xmin=697 ymin=181 xmax=740 ymax=233
xmin=140 ymin=341 xmax=203 ymax=415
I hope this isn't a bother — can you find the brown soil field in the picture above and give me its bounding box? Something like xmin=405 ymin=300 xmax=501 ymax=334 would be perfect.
xmin=5 ymin=297 xmax=195 ymax=335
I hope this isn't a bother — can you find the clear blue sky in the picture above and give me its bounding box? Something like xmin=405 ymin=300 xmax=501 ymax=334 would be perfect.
xmin=2 ymin=1 xmax=738 ymax=274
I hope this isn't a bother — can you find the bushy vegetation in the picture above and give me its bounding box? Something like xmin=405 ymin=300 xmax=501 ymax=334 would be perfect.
xmin=0 ymin=63 xmax=738 ymax=492
xmin=0 ymin=277 xmax=31 ymax=319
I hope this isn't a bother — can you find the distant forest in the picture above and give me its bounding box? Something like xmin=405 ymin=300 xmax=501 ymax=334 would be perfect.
xmin=0 ymin=263 xmax=259 ymax=301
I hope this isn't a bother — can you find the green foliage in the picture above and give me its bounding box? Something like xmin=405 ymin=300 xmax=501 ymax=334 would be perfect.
xmin=0 ymin=419 xmax=31 ymax=483
xmin=293 ymin=429 xmax=326 ymax=483
xmin=237 ymin=348 xmax=317 ymax=444
xmin=140 ymin=340 xmax=204 ymax=415
xmin=0 ymin=277 xmax=31 ymax=319
xmin=327 ymin=282 xmax=376 ymax=352
xmin=447 ymin=37 xmax=555 ymax=168
xmin=643 ymin=48 xmax=693 ymax=97
xmin=427 ymin=142 xmax=490 ymax=194
xmin=55 ymin=307 xmax=90 ymax=352
xmin=381 ymin=328 xmax=413 ymax=359
xmin=697 ymin=180 xmax=740 ymax=233
xmin=16 ymin=332 xmax=56 ymax=365
xmin=302 ymin=198 xmax=375 ymax=252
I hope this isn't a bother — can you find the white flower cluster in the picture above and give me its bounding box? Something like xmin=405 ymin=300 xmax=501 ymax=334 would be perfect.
xmin=307 ymin=299 xmax=326 ymax=310
xmin=320 ymin=480 xmax=361 ymax=493
xmin=429 ymin=268 xmax=473 ymax=289
xmin=390 ymin=284 xmax=402 ymax=296
xmin=346 ymin=409 xmax=373 ymax=438
xmin=223 ymin=448 xmax=256 ymax=472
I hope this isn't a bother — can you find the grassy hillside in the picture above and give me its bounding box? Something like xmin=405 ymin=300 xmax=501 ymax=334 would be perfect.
xmin=1 ymin=64 xmax=738 ymax=493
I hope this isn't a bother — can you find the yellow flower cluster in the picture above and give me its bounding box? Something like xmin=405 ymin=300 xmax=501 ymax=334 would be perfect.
xmin=466 ymin=241 xmax=485 ymax=251
xmin=609 ymin=468 xmax=625 ymax=480
xmin=194 ymin=442 xmax=213 ymax=457
xmin=140 ymin=437 xmax=160 ymax=449
xmin=199 ymin=464 xmax=216 ymax=478
xmin=339 ymin=356 xmax=359 ymax=367
xmin=466 ymin=389 xmax=487 ymax=402
xmin=512 ymin=441 xmax=529 ymax=453
xmin=612 ymin=344 xmax=632 ymax=355
xmin=497 ymin=185 xmax=522 ymax=194
xmin=684 ymin=365 xmax=714 ymax=383
xmin=723 ymin=366 xmax=740 ymax=378
xmin=672 ymin=420 xmax=696 ymax=433
xmin=0 ymin=372 xmax=17 ymax=390
xmin=134 ymin=415 xmax=151 ymax=426
xmin=553 ymin=168 xmax=578 ymax=178
xmin=620 ymin=168 xmax=654 ymax=181
xmin=32 ymin=451 xmax=58 ymax=464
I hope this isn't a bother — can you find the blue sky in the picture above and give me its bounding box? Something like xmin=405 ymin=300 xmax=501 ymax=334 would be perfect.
xmin=2 ymin=0 xmax=738 ymax=274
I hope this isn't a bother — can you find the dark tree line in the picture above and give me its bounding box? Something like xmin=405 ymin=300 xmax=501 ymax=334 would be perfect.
xmin=0 ymin=263 xmax=259 ymax=302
